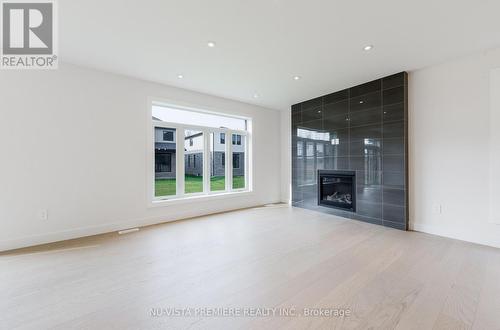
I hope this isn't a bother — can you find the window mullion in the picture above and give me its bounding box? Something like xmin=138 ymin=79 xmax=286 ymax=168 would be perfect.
xmin=176 ymin=128 xmax=185 ymax=197
xmin=203 ymin=129 xmax=210 ymax=194
xmin=227 ymin=130 xmax=233 ymax=191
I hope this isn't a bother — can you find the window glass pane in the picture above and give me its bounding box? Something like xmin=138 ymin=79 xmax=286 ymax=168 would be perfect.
xmin=232 ymin=134 xmax=245 ymax=189
xmin=210 ymin=132 xmax=226 ymax=192
xmin=185 ymin=129 xmax=203 ymax=194
xmin=153 ymin=105 xmax=246 ymax=130
xmin=155 ymin=127 xmax=176 ymax=197
xmin=220 ymin=133 xmax=225 ymax=144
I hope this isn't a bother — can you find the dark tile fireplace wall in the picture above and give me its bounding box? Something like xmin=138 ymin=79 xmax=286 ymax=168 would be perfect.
xmin=291 ymin=72 xmax=408 ymax=230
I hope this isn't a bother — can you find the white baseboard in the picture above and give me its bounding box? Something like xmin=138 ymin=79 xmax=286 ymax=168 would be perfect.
xmin=412 ymin=223 xmax=500 ymax=249
xmin=0 ymin=200 xmax=277 ymax=252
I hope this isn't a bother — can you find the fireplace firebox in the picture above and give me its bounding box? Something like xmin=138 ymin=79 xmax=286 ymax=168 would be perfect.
xmin=318 ymin=170 xmax=356 ymax=212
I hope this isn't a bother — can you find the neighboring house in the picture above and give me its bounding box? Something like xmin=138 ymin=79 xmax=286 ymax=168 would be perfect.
xmin=155 ymin=127 xmax=176 ymax=179
xmin=155 ymin=126 xmax=244 ymax=179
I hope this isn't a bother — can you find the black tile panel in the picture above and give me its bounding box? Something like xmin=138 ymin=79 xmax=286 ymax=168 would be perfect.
xmin=350 ymin=139 xmax=382 ymax=156
xmin=349 ymin=79 xmax=381 ymax=98
xmin=349 ymin=107 xmax=382 ymax=128
xmin=324 ymin=99 xmax=349 ymax=116
xmin=350 ymin=156 xmax=382 ymax=172
xmin=291 ymin=72 xmax=408 ymax=230
xmin=383 ymin=204 xmax=406 ymax=223
xmin=351 ymin=214 xmax=383 ymax=226
xmin=350 ymin=124 xmax=383 ymax=140
xmin=301 ymin=106 xmax=323 ymax=122
xmin=383 ymin=171 xmax=405 ymax=189
xmin=357 ymin=185 xmax=383 ymax=203
xmin=324 ymin=90 xmax=349 ymax=104
xmin=382 ymin=72 xmax=405 ymax=90
xmin=383 ymin=155 xmax=405 ymax=172
xmin=357 ymin=201 xmax=383 ymax=219
xmin=356 ymin=170 xmax=382 ymax=186
xmin=298 ymin=119 xmax=323 ymax=131
xmin=383 ymin=121 xmax=405 ymax=139
xmin=383 ymin=187 xmax=405 ymax=206
xmin=324 ymin=113 xmax=349 ymax=130
xmin=325 ymin=139 xmax=349 ymax=157
xmin=301 ymin=96 xmax=323 ymax=110
xmin=350 ymin=91 xmax=381 ymax=113
xmin=383 ymin=138 xmax=405 ymax=155
xmin=292 ymin=110 xmax=301 ymax=124
xmin=382 ymin=220 xmax=406 ymax=230
xmin=328 ymin=127 xmax=349 ymax=140
xmin=383 ymin=86 xmax=405 ymax=105
xmin=323 ymin=156 xmax=350 ymax=170
xmin=383 ymin=102 xmax=405 ymax=122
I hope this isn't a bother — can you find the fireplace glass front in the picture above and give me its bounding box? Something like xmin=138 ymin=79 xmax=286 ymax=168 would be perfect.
xmin=318 ymin=170 xmax=356 ymax=212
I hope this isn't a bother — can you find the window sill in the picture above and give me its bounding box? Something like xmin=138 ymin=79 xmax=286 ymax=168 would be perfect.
xmin=149 ymin=190 xmax=254 ymax=208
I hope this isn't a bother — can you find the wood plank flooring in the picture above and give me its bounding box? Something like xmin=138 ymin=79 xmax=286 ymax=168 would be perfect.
xmin=1 ymin=205 xmax=499 ymax=330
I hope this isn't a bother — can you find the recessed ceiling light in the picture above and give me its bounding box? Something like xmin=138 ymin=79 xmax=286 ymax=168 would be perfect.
xmin=177 ymin=74 xmax=184 ymax=79
xmin=293 ymin=75 xmax=301 ymax=81
xmin=359 ymin=100 xmax=364 ymax=104
xmin=363 ymin=45 xmax=373 ymax=51
xmin=207 ymin=41 xmax=216 ymax=48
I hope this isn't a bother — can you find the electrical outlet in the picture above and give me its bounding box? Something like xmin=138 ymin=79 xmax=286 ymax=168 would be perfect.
xmin=432 ymin=204 xmax=442 ymax=215
xmin=39 ymin=209 xmax=48 ymax=220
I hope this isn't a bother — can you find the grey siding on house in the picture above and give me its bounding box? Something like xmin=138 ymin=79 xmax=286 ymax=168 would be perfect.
xmin=211 ymin=151 xmax=225 ymax=177
xmin=185 ymin=152 xmax=203 ymax=176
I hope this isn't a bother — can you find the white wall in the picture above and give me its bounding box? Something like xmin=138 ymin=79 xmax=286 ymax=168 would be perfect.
xmin=410 ymin=47 xmax=500 ymax=248
xmin=0 ymin=63 xmax=282 ymax=251
xmin=490 ymin=68 xmax=500 ymax=224
xmin=280 ymin=109 xmax=291 ymax=204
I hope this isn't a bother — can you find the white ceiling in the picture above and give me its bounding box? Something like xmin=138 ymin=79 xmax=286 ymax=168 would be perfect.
xmin=60 ymin=0 xmax=500 ymax=110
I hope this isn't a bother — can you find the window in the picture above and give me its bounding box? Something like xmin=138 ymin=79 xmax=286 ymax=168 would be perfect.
xmin=163 ymin=130 xmax=174 ymax=142
xmin=156 ymin=153 xmax=172 ymax=172
xmin=151 ymin=102 xmax=250 ymax=201
xmin=232 ymin=134 xmax=242 ymax=145
xmin=210 ymin=132 xmax=225 ymax=191
xmin=155 ymin=127 xmax=176 ymax=197
xmin=185 ymin=129 xmax=203 ymax=194
xmin=232 ymin=134 xmax=246 ymax=189
xmin=233 ymin=154 xmax=240 ymax=169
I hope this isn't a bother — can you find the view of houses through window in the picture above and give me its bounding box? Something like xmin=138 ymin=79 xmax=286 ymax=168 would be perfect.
xmin=152 ymin=104 xmax=249 ymax=199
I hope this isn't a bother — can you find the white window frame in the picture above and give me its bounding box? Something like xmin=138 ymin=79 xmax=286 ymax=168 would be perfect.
xmin=148 ymin=100 xmax=252 ymax=206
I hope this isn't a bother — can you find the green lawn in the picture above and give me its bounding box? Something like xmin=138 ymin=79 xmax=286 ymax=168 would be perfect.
xmin=155 ymin=175 xmax=244 ymax=197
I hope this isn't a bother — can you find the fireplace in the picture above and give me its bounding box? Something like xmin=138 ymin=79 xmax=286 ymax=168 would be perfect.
xmin=318 ymin=170 xmax=356 ymax=212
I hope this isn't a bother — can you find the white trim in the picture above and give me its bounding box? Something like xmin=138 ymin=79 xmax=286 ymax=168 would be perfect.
xmin=412 ymin=223 xmax=500 ymax=249
xmin=0 ymin=194 xmax=261 ymax=252
xmin=149 ymin=191 xmax=255 ymax=208
xmin=176 ymin=127 xmax=184 ymax=196
xmin=149 ymin=98 xmax=252 ymax=204
xmin=151 ymin=97 xmax=251 ymax=122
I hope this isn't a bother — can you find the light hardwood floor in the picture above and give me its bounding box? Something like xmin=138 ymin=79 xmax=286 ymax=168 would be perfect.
xmin=1 ymin=205 xmax=500 ymax=330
